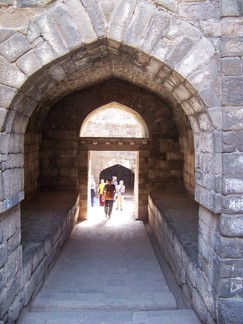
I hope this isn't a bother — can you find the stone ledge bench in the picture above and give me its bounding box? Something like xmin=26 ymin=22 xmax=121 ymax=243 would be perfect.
xmin=148 ymin=188 xmax=199 ymax=306
xmin=20 ymin=191 xmax=79 ymax=308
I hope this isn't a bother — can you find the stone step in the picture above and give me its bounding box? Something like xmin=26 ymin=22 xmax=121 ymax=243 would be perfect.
xmin=30 ymin=291 xmax=177 ymax=312
xmin=17 ymin=309 xmax=201 ymax=323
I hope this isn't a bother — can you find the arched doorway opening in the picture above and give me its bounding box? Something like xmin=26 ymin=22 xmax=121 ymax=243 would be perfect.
xmin=80 ymin=102 xmax=149 ymax=220
xmin=100 ymin=164 xmax=135 ymax=189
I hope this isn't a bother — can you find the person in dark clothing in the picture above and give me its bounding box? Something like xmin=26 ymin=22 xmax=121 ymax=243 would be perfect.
xmin=103 ymin=178 xmax=116 ymax=218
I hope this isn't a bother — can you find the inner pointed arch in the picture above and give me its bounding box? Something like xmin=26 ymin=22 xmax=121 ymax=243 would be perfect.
xmin=79 ymin=102 xmax=149 ymax=138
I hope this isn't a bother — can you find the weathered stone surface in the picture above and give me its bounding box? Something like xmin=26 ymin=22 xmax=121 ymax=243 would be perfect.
xmin=220 ymin=259 xmax=243 ymax=277
xmin=219 ymin=277 xmax=243 ymax=298
xmin=222 ymin=107 xmax=243 ymax=131
xmin=177 ymin=37 xmax=216 ymax=78
xmin=221 ymin=0 xmax=242 ymax=17
xmin=0 ymin=56 xmax=27 ymax=89
xmin=220 ymin=214 xmax=243 ymax=237
xmin=223 ymin=177 xmax=243 ymax=195
xmin=0 ymin=243 xmax=8 ymax=268
xmin=0 ymin=1 xmax=242 ymax=323
xmin=222 ymin=131 xmax=243 ymax=153
xmin=222 ymin=57 xmax=242 ymax=76
xmin=222 ymin=153 xmax=243 ymax=176
xmin=79 ymin=0 xmax=105 ymax=38
xmin=66 ymin=0 xmax=97 ymax=44
xmin=108 ymin=0 xmax=137 ymax=42
xmin=221 ymin=18 xmax=243 ymax=36
xmin=155 ymin=0 xmax=177 ymax=12
xmin=0 ymin=85 xmax=18 ymax=109
xmin=167 ymin=38 xmax=196 ymax=69
xmin=0 ymin=33 xmax=31 ymax=62
xmin=123 ymin=0 xmax=155 ymax=49
xmin=8 ymin=292 xmax=25 ymax=322
xmin=221 ymin=37 xmax=243 ymax=57
xmin=16 ymin=50 xmax=42 ymax=76
xmin=17 ymin=0 xmax=52 ymax=7
xmin=51 ymin=3 xmax=83 ymax=51
xmin=218 ymin=297 xmax=243 ymax=324
xmin=223 ymin=195 xmax=243 ymax=214
xmin=141 ymin=9 xmax=171 ymax=54
xmin=179 ymin=1 xmax=220 ymax=20
xmin=219 ymin=236 xmax=243 ymax=258
xmin=0 ymin=280 xmax=18 ymax=318
xmin=222 ymin=76 xmax=243 ymax=105
xmin=33 ymin=12 xmax=68 ymax=57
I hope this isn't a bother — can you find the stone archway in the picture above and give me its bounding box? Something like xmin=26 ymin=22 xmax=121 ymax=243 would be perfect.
xmin=0 ymin=1 xmax=242 ymax=323
xmin=100 ymin=164 xmax=135 ymax=188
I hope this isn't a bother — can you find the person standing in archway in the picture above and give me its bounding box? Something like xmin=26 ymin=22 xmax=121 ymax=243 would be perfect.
xmin=103 ymin=178 xmax=116 ymax=218
xmin=90 ymin=175 xmax=96 ymax=207
xmin=116 ymin=180 xmax=125 ymax=211
xmin=98 ymin=179 xmax=105 ymax=206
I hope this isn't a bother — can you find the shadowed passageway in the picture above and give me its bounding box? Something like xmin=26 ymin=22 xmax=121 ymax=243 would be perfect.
xmin=18 ymin=194 xmax=200 ymax=323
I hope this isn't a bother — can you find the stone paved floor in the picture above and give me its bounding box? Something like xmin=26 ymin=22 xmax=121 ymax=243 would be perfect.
xmin=18 ymin=195 xmax=201 ymax=323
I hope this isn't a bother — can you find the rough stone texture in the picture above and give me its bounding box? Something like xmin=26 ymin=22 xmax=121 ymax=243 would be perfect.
xmin=0 ymin=0 xmax=242 ymax=323
xmin=220 ymin=214 xmax=243 ymax=237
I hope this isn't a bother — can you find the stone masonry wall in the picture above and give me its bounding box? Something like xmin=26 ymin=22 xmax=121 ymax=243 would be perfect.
xmin=24 ymin=133 xmax=42 ymax=201
xmin=0 ymin=0 xmax=242 ymax=322
xmin=41 ymin=130 xmax=78 ymax=191
xmin=40 ymin=80 xmax=185 ymax=194
xmin=0 ymin=197 xmax=79 ymax=323
xmin=148 ymin=197 xmax=216 ymax=323
xmin=219 ymin=1 xmax=243 ymax=322
xmin=0 ymin=205 xmax=23 ymax=323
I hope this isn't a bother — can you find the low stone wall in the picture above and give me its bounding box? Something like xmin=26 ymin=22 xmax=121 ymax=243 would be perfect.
xmin=0 ymin=193 xmax=79 ymax=323
xmin=148 ymin=194 xmax=215 ymax=323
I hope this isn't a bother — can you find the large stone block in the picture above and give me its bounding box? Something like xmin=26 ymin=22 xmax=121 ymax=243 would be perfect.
xmin=220 ymin=214 xmax=243 ymax=237
xmin=34 ymin=41 xmax=57 ymax=66
xmin=0 ymin=243 xmax=8 ymax=268
xmin=219 ymin=236 xmax=243 ymax=258
xmin=222 ymin=57 xmax=242 ymax=76
xmin=16 ymin=50 xmax=42 ymax=76
xmin=79 ymin=0 xmax=105 ymax=38
xmin=220 ymin=259 xmax=243 ymax=277
xmin=33 ymin=13 xmax=68 ymax=57
xmin=222 ymin=131 xmax=243 ymax=153
xmin=155 ymin=0 xmax=177 ymax=12
xmin=0 ymin=84 xmax=17 ymax=109
xmin=123 ymin=0 xmax=155 ymax=49
xmin=219 ymin=277 xmax=243 ymax=298
xmin=108 ymin=0 xmax=137 ymax=42
xmin=222 ymin=37 xmax=243 ymax=57
xmin=179 ymin=1 xmax=219 ymax=20
xmin=221 ymin=0 xmax=242 ymax=17
xmin=222 ymin=76 xmax=243 ymax=105
xmin=0 ymin=56 xmax=27 ymax=89
xmin=223 ymin=195 xmax=243 ymax=214
xmin=176 ymin=37 xmax=215 ymax=78
xmin=17 ymin=0 xmax=52 ymax=7
xmin=222 ymin=153 xmax=243 ymax=176
xmin=51 ymin=3 xmax=83 ymax=51
xmin=218 ymin=297 xmax=243 ymax=324
xmin=222 ymin=177 xmax=243 ymax=194
xmin=222 ymin=107 xmax=243 ymax=131
xmin=0 ymin=33 xmax=31 ymax=62
xmin=222 ymin=17 xmax=243 ymax=36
